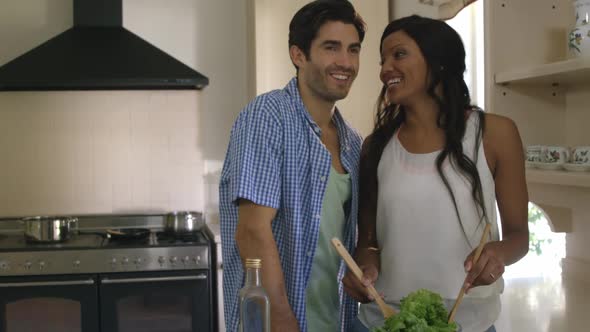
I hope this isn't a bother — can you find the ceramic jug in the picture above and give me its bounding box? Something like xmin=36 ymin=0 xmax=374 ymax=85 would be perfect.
xmin=568 ymin=0 xmax=590 ymax=58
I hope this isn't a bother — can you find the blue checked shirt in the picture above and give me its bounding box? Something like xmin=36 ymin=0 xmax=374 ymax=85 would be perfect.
xmin=219 ymin=78 xmax=362 ymax=332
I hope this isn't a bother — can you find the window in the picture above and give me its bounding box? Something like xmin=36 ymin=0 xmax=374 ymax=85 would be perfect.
xmin=446 ymin=1 xmax=485 ymax=108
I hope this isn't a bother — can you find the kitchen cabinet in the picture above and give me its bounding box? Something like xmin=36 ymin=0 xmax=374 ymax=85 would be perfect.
xmin=487 ymin=0 xmax=590 ymax=282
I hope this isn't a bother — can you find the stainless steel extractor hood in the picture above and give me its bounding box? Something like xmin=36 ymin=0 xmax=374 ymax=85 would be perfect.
xmin=0 ymin=0 xmax=209 ymax=91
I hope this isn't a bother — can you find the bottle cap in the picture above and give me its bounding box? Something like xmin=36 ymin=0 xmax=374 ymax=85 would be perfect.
xmin=245 ymin=258 xmax=262 ymax=268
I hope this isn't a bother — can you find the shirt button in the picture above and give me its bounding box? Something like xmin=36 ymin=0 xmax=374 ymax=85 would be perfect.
xmin=315 ymin=214 xmax=321 ymax=219
xmin=320 ymin=176 xmax=326 ymax=182
xmin=314 ymin=127 xmax=320 ymax=134
xmin=307 ymin=251 xmax=313 ymax=257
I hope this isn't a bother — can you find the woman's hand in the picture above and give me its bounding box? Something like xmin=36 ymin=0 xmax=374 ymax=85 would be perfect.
xmin=462 ymin=241 xmax=505 ymax=293
xmin=342 ymin=248 xmax=380 ymax=302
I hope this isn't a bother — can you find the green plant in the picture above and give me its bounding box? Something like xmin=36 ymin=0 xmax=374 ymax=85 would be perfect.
xmin=528 ymin=204 xmax=551 ymax=256
xmin=373 ymin=289 xmax=457 ymax=332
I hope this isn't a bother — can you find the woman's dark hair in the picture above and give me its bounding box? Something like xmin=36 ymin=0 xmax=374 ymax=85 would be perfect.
xmin=362 ymin=15 xmax=487 ymax=243
xmin=289 ymin=0 xmax=366 ymax=68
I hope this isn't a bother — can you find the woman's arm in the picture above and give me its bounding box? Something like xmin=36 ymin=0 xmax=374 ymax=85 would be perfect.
xmin=343 ymin=137 xmax=381 ymax=302
xmin=464 ymin=114 xmax=529 ymax=291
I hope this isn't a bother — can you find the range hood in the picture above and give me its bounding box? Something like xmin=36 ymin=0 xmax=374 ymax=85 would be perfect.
xmin=0 ymin=0 xmax=209 ymax=91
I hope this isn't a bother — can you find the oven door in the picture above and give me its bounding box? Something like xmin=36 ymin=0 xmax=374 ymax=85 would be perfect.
xmin=0 ymin=274 xmax=99 ymax=332
xmin=99 ymin=270 xmax=212 ymax=332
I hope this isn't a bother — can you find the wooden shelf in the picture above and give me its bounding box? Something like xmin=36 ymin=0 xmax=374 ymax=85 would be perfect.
xmin=495 ymin=57 xmax=590 ymax=85
xmin=526 ymin=168 xmax=590 ymax=188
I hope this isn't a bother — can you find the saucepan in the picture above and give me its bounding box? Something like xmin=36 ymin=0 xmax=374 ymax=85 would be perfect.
xmin=22 ymin=216 xmax=78 ymax=243
xmin=164 ymin=211 xmax=204 ymax=234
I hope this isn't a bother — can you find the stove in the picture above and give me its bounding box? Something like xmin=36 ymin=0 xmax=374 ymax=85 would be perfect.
xmin=0 ymin=215 xmax=215 ymax=332
xmin=0 ymin=230 xmax=210 ymax=276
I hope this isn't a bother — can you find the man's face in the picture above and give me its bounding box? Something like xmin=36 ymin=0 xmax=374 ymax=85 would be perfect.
xmin=295 ymin=21 xmax=361 ymax=103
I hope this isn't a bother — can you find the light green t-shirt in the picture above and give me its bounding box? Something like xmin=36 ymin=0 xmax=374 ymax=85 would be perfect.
xmin=306 ymin=167 xmax=351 ymax=331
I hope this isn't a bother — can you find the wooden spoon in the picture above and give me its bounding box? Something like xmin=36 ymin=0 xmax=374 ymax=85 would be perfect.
xmin=448 ymin=222 xmax=492 ymax=323
xmin=331 ymin=238 xmax=397 ymax=319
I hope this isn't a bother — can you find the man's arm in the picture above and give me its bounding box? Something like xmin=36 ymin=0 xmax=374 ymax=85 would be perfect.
xmin=236 ymin=199 xmax=300 ymax=331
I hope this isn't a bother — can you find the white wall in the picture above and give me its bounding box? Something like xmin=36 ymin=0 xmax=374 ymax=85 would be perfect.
xmin=253 ymin=0 xmax=389 ymax=137
xmin=0 ymin=0 xmax=387 ymax=217
xmin=0 ymin=0 xmax=251 ymax=216
xmin=123 ymin=0 xmax=251 ymax=163
xmin=0 ymin=0 xmax=251 ymax=163
xmin=0 ymin=90 xmax=206 ymax=215
xmin=390 ymin=0 xmax=446 ymax=18
xmin=0 ymin=0 xmax=72 ymax=66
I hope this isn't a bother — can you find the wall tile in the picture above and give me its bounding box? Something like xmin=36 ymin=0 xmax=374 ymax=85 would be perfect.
xmin=0 ymin=91 xmax=205 ymax=217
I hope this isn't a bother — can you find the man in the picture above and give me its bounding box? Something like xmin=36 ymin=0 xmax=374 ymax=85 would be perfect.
xmin=219 ymin=1 xmax=366 ymax=331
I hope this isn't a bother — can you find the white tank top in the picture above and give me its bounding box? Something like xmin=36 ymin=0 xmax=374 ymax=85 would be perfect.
xmin=359 ymin=112 xmax=503 ymax=332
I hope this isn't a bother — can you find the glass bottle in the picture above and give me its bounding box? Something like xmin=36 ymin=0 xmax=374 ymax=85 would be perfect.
xmin=239 ymin=258 xmax=270 ymax=332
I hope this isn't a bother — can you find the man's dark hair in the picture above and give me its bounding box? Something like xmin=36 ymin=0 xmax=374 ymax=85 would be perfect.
xmin=288 ymin=0 xmax=366 ymax=67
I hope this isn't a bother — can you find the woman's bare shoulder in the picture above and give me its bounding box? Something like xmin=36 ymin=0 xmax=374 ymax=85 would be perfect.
xmin=482 ymin=112 xmax=523 ymax=156
xmin=483 ymin=113 xmax=519 ymax=136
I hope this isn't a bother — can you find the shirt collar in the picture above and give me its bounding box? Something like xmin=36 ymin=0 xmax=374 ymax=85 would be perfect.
xmin=284 ymin=77 xmax=350 ymax=150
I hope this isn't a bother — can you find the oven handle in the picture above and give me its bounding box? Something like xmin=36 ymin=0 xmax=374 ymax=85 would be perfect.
xmin=0 ymin=279 xmax=95 ymax=288
xmin=100 ymin=274 xmax=207 ymax=284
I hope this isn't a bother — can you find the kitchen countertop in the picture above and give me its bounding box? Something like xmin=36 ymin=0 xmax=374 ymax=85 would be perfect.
xmin=204 ymin=222 xmax=222 ymax=269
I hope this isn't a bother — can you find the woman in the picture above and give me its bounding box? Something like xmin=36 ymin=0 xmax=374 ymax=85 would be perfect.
xmin=344 ymin=16 xmax=529 ymax=332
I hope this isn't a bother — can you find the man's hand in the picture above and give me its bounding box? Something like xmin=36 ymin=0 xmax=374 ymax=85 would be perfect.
xmin=271 ymin=308 xmax=300 ymax=332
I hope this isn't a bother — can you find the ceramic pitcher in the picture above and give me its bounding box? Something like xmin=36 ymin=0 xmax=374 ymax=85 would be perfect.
xmin=568 ymin=0 xmax=590 ymax=58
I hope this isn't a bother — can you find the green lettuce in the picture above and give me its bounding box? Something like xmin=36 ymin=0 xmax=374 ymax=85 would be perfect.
xmin=372 ymin=289 xmax=458 ymax=332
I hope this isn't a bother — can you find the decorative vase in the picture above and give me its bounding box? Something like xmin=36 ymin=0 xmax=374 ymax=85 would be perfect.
xmin=568 ymin=0 xmax=590 ymax=58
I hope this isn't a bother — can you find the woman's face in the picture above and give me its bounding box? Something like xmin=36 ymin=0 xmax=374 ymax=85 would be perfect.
xmin=379 ymin=30 xmax=430 ymax=106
